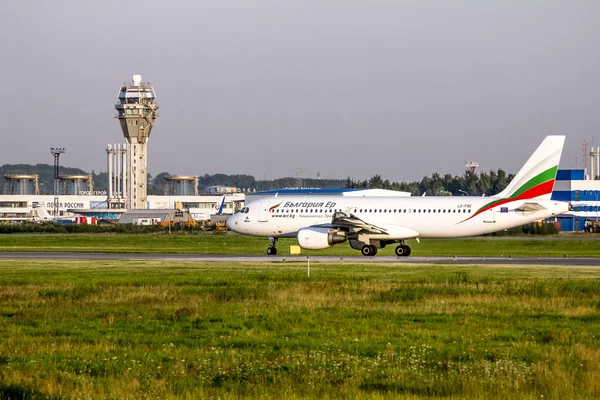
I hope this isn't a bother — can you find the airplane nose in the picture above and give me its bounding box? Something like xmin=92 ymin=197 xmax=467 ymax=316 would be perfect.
xmin=226 ymin=215 xmax=236 ymax=231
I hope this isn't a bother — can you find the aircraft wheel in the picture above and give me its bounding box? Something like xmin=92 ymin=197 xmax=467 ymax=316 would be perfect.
xmin=404 ymin=245 xmax=411 ymax=257
xmin=361 ymin=245 xmax=376 ymax=256
xmin=395 ymin=245 xmax=405 ymax=257
xmin=267 ymin=247 xmax=277 ymax=255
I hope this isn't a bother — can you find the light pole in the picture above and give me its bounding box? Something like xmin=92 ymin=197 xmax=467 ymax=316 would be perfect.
xmin=458 ymin=189 xmax=469 ymax=196
xmin=50 ymin=147 xmax=66 ymax=220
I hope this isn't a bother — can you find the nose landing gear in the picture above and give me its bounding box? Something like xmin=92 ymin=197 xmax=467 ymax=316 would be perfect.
xmin=267 ymin=237 xmax=278 ymax=255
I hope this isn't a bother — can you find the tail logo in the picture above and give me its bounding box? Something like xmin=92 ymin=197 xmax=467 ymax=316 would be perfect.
xmin=460 ymin=165 xmax=558 ymax=223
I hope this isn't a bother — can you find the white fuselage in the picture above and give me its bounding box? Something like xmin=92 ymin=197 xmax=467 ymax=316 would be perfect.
xmin=227 ymin=195 xmax=569 ymax=239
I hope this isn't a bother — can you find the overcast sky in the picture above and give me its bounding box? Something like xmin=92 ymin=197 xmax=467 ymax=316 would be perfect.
xmin=0 ymin=1 xmax=598 ymax=182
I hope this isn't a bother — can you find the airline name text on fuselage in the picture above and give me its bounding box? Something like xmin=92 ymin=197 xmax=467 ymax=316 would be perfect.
xmin=282 ymin=201 xmax=337 ymax=209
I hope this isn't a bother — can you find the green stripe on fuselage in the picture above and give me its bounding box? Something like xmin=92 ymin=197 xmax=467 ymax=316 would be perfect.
xmin=508 ymin=166 xmax=557 ymax=199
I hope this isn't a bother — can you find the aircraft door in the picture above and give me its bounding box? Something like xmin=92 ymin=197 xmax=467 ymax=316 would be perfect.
xmin=483 ymin=208 xmax=495 ymax=223
xmin=258 ymin=201 xmax=270 ymax=222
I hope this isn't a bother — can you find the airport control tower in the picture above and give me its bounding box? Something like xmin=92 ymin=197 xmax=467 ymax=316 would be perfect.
xmin=115 ymin=75 xmax=158 ymax=210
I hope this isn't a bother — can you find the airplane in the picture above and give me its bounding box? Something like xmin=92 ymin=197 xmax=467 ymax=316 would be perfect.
xmin=227 ymin=136 xmax=571 ymax=256
xmin=32 ymin=204 xmax=53 ymax=222
xmin=189 ymin=195 xmax=226 ymax=221
xmin=0 ymin=204 xmax=64 ymax=223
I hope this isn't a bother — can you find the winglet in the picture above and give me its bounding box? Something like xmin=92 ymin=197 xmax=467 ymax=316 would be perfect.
xmin=496 ymin=135 xmax=565 ymax=200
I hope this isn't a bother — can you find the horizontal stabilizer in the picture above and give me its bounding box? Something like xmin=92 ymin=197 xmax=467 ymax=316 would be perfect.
xmin=515 ymin=202 xmax=547 ymax=213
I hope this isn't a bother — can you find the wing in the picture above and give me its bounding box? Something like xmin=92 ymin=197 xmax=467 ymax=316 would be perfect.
xmin=315 ymin=211 xmax=419 ymax=239
xmin=313 ymin=211 xmax=387 ymax=234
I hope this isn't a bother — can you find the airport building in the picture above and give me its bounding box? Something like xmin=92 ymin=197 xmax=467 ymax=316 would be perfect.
xmin=1 ymin=73 xmax=599 ymax=231
xmin=115 ymin=75 xmax=159 ymax=210
xmin=0 ymin=193 xmax=244 ymax=222
xmin=0 ymin=71 xmax=243 ymax=225
xmin=552 ymin=169 xmax=600 ymax=232
xmin=3 ymin=175 xmax=40 ymax=195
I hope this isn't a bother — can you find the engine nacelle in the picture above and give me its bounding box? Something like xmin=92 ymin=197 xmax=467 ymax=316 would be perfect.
xmin=297 ymin=227 xmax=347 ymax=250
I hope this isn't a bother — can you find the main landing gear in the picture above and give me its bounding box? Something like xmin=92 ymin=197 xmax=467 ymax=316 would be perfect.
xmin=395 ymin=244 xmax=411 ymax=257
xmin=361 ymin=244 xmax=378 ymax=256
xmin=354 ymin=241 xmax=410 ymax=257
xmin=267 ymin=237 xmax=278 ymax=255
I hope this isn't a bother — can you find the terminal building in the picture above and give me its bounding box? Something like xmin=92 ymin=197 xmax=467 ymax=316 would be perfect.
xmin=0 ymin=170 xmax=599 ymax=231
xmin=164 ymin=176 xmax=199 ymax=196
xmin=0 ymin=192 xmax=244 ymax=222
xmin=552 ymin=169 xmax=600 ymax=231
xmin=3 ymin=175 xmax=40 ymax=195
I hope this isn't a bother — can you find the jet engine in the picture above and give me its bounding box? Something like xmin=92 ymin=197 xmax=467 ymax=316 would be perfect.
xmin=297 ymin=227 xmax=347 ymax=250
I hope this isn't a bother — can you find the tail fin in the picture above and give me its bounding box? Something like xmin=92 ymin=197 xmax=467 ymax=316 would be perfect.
xmin=33 ymin=203 xmax=51 ymax=221
xmin=496 ymin=135 xmax=565 ymax=200
xmin=214 ymin=195 xmax=225 ymax=215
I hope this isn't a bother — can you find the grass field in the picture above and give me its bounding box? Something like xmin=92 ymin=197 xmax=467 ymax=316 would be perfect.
xmin=0 ymin=260 xmax=599 ymax=399
xmin=1 ymin=232 xmax=600 ymax=257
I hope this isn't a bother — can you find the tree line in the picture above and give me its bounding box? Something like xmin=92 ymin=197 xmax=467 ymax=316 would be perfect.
xmin=345 ymin=169 xmax=515 ymax=197
xmin=1 ymin=163 xmax=514 ymax=197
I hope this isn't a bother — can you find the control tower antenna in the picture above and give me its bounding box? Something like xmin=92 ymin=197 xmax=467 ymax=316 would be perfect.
xmin=115 ymin=74 xmax=159 ymax=209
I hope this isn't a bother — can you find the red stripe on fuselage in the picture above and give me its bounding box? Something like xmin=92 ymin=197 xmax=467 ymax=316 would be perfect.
xmin=458 ymin=179 xmax=555 ymax=224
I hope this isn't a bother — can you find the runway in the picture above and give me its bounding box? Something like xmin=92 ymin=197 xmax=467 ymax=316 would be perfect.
xmin=0 ymin=251 xmax=598 ymax=266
